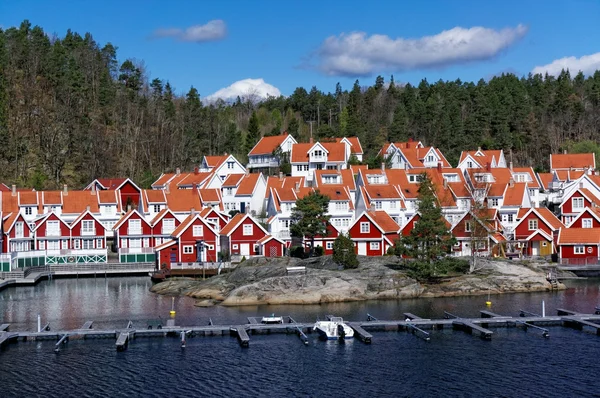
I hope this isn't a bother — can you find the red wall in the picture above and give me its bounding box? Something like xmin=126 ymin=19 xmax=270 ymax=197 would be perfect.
xmin=228 ymin=218 xmax=266 ymax=255
xmin=35 ymin=213 xmax=70 ymax=238
xmin=515 ymin=212 xmax=552 ymax=239
xmin=560 ymin=244 xmax=598 ymax=259
xmin=263 ymin=239 xmax=283 ymax=257
xmin=569 ymin=213 xmax=600 ymax=229
xmin=401 ymin=215 xmax=420 ymax=236
xmin=116 ymin=212 xmax=152 ymax=238
xmin=119 ymin=181 xmax=141 ymax=210
xmin=158 ymin=245 xmax=178 ymax=269
xmin=178 ymin=219 xmax=218 ymax=263
xmin=452 ymin=214 xmax=472 ymax=239
xmin=349 ymin=215 xmax=382 ymax=239
xmin=561 ymin=191 xmax=590 ymax=214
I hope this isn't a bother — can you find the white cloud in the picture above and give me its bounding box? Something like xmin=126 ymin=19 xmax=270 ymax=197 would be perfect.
xmin=532 ymin=53 xmax=600 ymax=76
xmin=205 ymin=78 xmax=282 ymax=103
xmin=314 ymin=25 xmax=528 ymax=76
xmin=153 ymin=20 xmax=226 ymax=42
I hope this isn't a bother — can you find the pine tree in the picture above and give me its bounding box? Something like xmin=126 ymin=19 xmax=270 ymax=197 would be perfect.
xmin=246 ymin=111 xmax=260 ymax=154
xmin=333 ymin=233 xmax=358 ymax=269
xmin=290 ymin=191 xmax=331 ymax=256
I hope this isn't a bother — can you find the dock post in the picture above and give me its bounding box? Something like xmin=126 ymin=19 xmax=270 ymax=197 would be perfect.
xmin=180 ymin=331 xmax=186 ymax=348
xmin=542 ymin=300 xmax=545 ymax=317
xmin=38 ymin=314 xmax=41 ymax=333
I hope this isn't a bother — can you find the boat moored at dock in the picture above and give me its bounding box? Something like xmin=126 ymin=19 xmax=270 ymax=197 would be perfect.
xmin=313 ymin=317 xmax=354 ymax=340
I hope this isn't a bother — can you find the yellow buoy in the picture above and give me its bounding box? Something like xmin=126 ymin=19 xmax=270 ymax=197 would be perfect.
xmin=170 ymin=310 xmax=176 ymax=317
xmin=170 ymin=297 xmax=176 ymax=316
xmin=486 ymin=301 xmax=492 ymax=306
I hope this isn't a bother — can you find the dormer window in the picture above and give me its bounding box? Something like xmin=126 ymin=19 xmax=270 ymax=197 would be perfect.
xmin=467 ymin=161 xmax=473 ymax=168
xmin=427 ymin=155 xmax=434 ymax=162
xmin=153 ymin=205 xmax=161 ymax=213
xmin=227 ymin=161 xmax=234 ymax=169
xmin=25 ymin=207 xmax=33 ymax=215
xmin=408 ymin=175 xmax=421 ymax=183
xmin=314 ymin=150 xmax=323 ymax=157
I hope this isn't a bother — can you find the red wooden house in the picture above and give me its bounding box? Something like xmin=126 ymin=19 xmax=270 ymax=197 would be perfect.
xmin=348 ymin=211 xmax=400 ymax=256
xmin=155 ymin=214 xmax=220 ymax=269
xmin=2 ymin=212 xmax=41 ymax=268
xmin=451 ymin=212 xmax=504 ymax=257
xmin=567 ymin=206 xmax=600 ymax=229
xmin=199 ymin=207 xmax=230 ymax=233
xmin=113 ymin=209 xmax=154 ymax=263
xmin=257 ymin=235 xmax=285 ymax=257
xmin=219 ymin=213 xmax=268 ymax=257
xmin=557 ymin=228 xmax=600 ymax=265
xmin=32 ymin=212 xmax=70 ymax=251
xmin=513 ymin=208 xmax=563 ymax=257
xmin=304 ymin=222 xmax=340 ymax=255
xmin=150 ymin=209 xmax=181 ymax=247
xmin=559 ymin=187 xmax=600 ymax=225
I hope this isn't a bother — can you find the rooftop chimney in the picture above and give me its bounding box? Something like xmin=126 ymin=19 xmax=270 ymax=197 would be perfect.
xmin=370 ymin=202 xmax=376 ymax=212
xmin=437 ymin=161 xmax=442 ymax=171
xmin=477 ymin=146 xmax=482 ymax=152
xmin=381 ymin=162 xmax=385 ymax=172
xmin=443 ymin=178 xmax=448 ymax=190
xmin=509 ymin=161 xmax=513 ymax=171
xmin=279 ymin=172 xmax=283 ymax=181
xmin=309 ymin=137 xmax=314 ymax=144
xmin=295 ymin=182 xmax=300 ymax=192
xmin=11 ymin=184 xmax=16 ymax=197
xmin=91 ymin=184 xmax=96 ymax=195
xmin=176 ymin=167 xmax=181 ymax=175
xmin=194 ymin=167 xmax=199 ymax=175
xmin=245 ymin=168 xmax=249 ymax=176
xmin=86 ymin=205 xmax=90 ymax=212
xmin=63 ymin=184 xmax=68 ymax=196
xmin=406 ymin=141 xmax=410 ymax=149
xmin=165 ymin=183 xmax=170 ymax=194
xmin=509 ymin=178 xmax=514 ymax=187
xmin=563 ymin=149 xmax=567 ymax=155
xmin=191 ymin=207 xmax=196 ymax=215
xmin=127 ymin=204 xmax=132 ymax=212
xmin=486 ymin=162 xmax=491 ymax=171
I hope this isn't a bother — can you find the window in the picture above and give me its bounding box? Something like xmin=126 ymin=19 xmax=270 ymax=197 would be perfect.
xmin=153 ymin=205 xmax=161 ymax=213
xmin=128 ymin=219 xmax=142 ymax=234
xmin=129 ymin=238 xmax=141 ymax=248
xmin=528 ymin=219 xmax=538 ymax=231
xmin=326 ymin=242 xmax=333 ymax=250
xmin=335 ymin=202 xmax=347 ymax=211
xmin=163 ymin=219 xmax=175 ymax=234
xmin=489 ymin=198 xmax=499 ymax=207
xmin=297 ymin=165 xmax=303 ymax=172
xmin=82 ymin=220 xmax=95 ymax=234
xmin=574 ymin=246 xmax=585 ymax=254
xmin=193 ymin=225 xmax=203 ymax=237
xmin=370 ymin=242 xmax=380 ymax=250
xmin=243 ymin=224 xmax=253 ymax=236
xmin=74 ymin=239 xmax=81 ymax=249
xmin=360 ymin=222 xmax=370 ymax=233
xmin=465 ymin=222 xmax=471 ymax=232
xmin=582 ymin=218 xmax=593 ymax=228
xmin=572 ymin=197 xmax=585 ymax=210
xmin=47 ymin=240 xmax=60 ymax=250
xmin=15 ymin=222 xmax=24 ymax=238
xmin=183 ymin=245 xmax=194 ymax=254
xmin=390 ymin=201 xmax=396 ymax=209
xmin=375 ymin=201 xmax=382 ymax=210
xmin=61 ymin=240 xmax=68 ymax=250
xmin=155 ymin=238 xmax=162 ymax=246
xmin=427 ymin=155 xmax=434 ymax=162
xmin=233 ymin=244 xmax=239 ymax=250
xmin=313 ymin=150 xmax=323 ymax=157
xmin=508 ymin=214 xmax=514 ymax=223
xmin=316 ymin=164 xmax=323 ymax=170
xmin=143 ymin=238 xmax=149 ymax=248
xmin=303 ymin=165 xmax=309 ymax=171
xmin=326 ymin=165 xmax=337 ymax=170
xmin=25 ymin=207 xmax=32 ymax=215
xmin=47 ymin=221 xmax=60 ymax=236
xmin=39 ymin=241 xmax=46 ymax=250
xmin=467 ymin=161 xmax=473 ymax=168
xmin=408 ymin=175 xmax=420 ymax=183
xmin=82 ymin=239 xmax=94 ymax=250
xmin=342 ymin=219 xmax=349 ymax=227
xmin=227 ymin=161 xmax=234 ymax=169
xmin=225 ymin=188 xmax=233 ymax=196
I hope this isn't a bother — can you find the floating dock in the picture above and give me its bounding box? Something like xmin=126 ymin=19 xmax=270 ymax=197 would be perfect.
xmin=2 ymin=308 xmax=600 ymax=352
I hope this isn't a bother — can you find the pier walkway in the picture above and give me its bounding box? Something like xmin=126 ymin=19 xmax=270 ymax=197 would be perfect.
xmin=2 ymin=308 xmax=600 ymax=351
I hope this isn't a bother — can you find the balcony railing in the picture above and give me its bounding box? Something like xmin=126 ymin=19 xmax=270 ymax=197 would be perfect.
xmin=81 ymin=229 xmax=96 ymax=236
xmin=45 ymin=249 xmax=107 ymax=257
xmin=170 ymin=262 xmax=233 ymax=270
xmin=127 ymin=228 xmax=143 ymax=235
xmin=119 ymin=247 xmax=154 ymax=255
xmin=161 ymin=228 xmax=175 ymax=235
xmin=46 ymin=229 xmax=61 ymax=237
xmin=275 ymin=231 xmax=291 ymax=239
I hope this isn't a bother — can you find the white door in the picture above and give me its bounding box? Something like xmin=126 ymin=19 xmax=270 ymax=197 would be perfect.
xmin=358 ymin=242 xmax=367 ymax=256
xmin=531 ymin=241 xmax=539 ymax=256
xmin=463 ymin=242 xmax=472 ymax=257
xmin=240 ymin=243 xmax=250 ymax=256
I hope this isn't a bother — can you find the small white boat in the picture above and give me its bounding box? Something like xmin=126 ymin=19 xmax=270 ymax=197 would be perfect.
xmin=313 ymin=317 xmax=354 ymax=340
xmin=261 ymin=314 xmax=283 ymax=324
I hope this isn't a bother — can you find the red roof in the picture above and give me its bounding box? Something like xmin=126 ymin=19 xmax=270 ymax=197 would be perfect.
xmin=198 ymin=188 xmax=221 ymax=203
xmin=550 ymin=153 xmax=595 ymax=170
xmin=165 ymin=189 xmax=202 ymax=212
xmin=236 ymin=173 xmax=261 ymax=195
xmin=365 ymin=211 xmax=400 ymax=233
xmin=503 ymin=183 xmax=527 ymax=206
xmin=558 ymin=228 xmax=600 ymax=244
xmin=249 ymin=133 xmax=290 ymax=155
xmin=204 ymin=155 xmax=228 ymax=168
xmin=290 ymin=142 xmax=346 ymax=163
xmin=219 ymin=213 xmax=247 ymax=236
xmin=96 ymin=178 xmax=127 ymax=190
xmin=535 ymin=208 xmax=564 ymax=230
xmin=222 ymin=174 xmax=245 ymax=187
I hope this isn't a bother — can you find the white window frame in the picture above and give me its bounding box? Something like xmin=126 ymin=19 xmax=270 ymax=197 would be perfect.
xmin=582 ymin=218 xmax=593 ymax=228
xmin=82 ymin=220 xmax=95 ymax=234
xmin=574 ymin=246 xmax=585 ymax=255
xmin=465 ymin=222 xmax=471 ymax=232
xmin=183 ymin=245 xmax=194 ymax=254
xmin=25 ymin=207 xmax=32 ymax=215
xmin=375 ymin=201 xmax=382 ymax=210
xmin=233 ymin=244 xmax=239 ymax=250
xmin=360 ymin=222 xmax=370 ymax=233
xmin=528 ymin=219 xmax=538 ymax=231
xmin=370 ymin=242 xmax=380 ymax=250
xmin=326 ymin=242 xmax=333 ymax=250
xmin=572 ymin=197 xmax=584 ymax=210
xmin=39 ymin=240 xmax=46 ymax=250
xmin=193 ymin=225 xmax=204 ymax=237
xmin=15 ymin=222 xmax=24 ymax=238
xmin=153 ymin=204 xmax=161 ymax=213
xmin=243 ymin=224 xmax=253 ymax=236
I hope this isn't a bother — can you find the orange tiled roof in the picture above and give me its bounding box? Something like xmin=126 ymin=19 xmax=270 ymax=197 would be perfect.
xmin=176 ymin=171 xmax=212 ymax=188
xmin=550 ymin=153 xmax=595 ymax=170
xmin=198 ymin=188 xmax=221 ymax=203
xmin=237 ymin=173 xmax=261 ymax=195
xmin=42 ymin=191 xmax=62 ymax=205
xmin=150 ymin=208 xmax=169 ymax=225
xmin=19 ymin=191 xmax=39 ymax=205
xmin=1 ymin=192 xmax=18 ymax=213
xmin=555 ymin=170 xmax=585 ymax=181
xmin=512 ymin=167 xmax=540 ymax=189
xmin=503 ymin=183 xmax=527 ymax=206
xmin=316 ymin=185 xmax=352 ymax=202
xmin=459 ymin=149 xmax=503 ymax=167
xmin=220 ymin=213 xmax=247 ymax=236
xmin=350 ymin=165 xmax=369 ymax=174
xmin=332 ymin=137 xmax=363 ymax=154
xmin=204 ymin=155 xmax=228 ymax=168
xmin=98 ymin=190 xmax=118 ymax=204
xmin=535 ymin=208 xmax=564 ymax=230
xmin=364 ymin=184 xmax=401 ymax=200
xmin=537 ymin=173 xmax=554 ymax=190
xmin=62 ymin=191 xmax=100 ymax=213
xmin=171 ymin=214 xmax=197 ymax=237
xmin=290 ymin=142 xmax=346 ymax=163
xmin=222 ymin=174 xmax=245 ymax=187
xmin=367 ymin=210 xmax=400 ymax=233
xmin=152 ymin=173 xmax=178 ymax=187
xmin=558 ymin=228 xmax=600 ymax=244
xmin=145 ymin=189 xmax=167 ymax=203
xmin=165 ymin=189 xmax=202 ymax=212
xmin=249 ymin=133 xmax=290 ymax=155
xmin=578 ymin=188 xmax=600 ymax=204
xmin=96 ymin=178 xmax=127 ymax=190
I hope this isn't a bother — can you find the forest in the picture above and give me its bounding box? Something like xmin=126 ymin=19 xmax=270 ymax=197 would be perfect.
xmin=1 ymin=20 xmax=600 ymax=190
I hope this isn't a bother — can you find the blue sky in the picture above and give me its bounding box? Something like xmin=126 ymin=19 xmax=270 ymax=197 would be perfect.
xmin=2 ymin=0 xmax=600 ymax=100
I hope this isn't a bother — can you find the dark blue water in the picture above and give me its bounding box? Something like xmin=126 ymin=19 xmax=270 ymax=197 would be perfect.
xmin=1 ymin=277 xmax=600 ymax=397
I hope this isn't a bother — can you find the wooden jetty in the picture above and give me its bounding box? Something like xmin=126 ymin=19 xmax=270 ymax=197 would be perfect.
xmin=2 ymin=308 xmax=600 ymax=352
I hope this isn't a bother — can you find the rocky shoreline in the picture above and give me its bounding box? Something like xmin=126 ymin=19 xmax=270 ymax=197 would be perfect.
xmin=150 ymin=256 xmax=565 ymax=306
